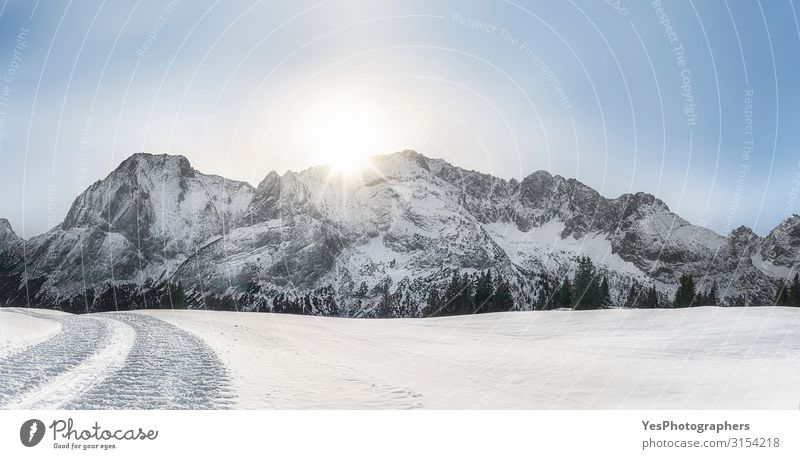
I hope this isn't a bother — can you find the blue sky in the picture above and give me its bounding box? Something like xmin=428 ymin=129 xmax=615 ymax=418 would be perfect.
xmin=1 ymin=0 xmax=799 ymax=237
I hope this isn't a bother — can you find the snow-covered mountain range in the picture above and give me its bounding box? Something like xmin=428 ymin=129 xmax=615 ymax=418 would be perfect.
xmin=1 ymin=150 xmax=797 ymax=315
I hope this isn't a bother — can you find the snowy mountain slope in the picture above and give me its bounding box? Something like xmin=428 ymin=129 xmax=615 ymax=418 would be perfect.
xmin=0 ymin=153 xmax=254 ymax=309
xmin=0 ymin=150 xmax=795 ymax=312
xmin=408 ymin=152 xmax=734 ymax=285
xmin=172 ymin=152 xmax=520 ymax=314
xmin=171 ymin=150 xmax=785 ymax=312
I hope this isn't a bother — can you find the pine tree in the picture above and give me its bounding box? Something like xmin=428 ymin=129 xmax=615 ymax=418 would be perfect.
xmin=533 ymin=276 xmax=551 ymax=310
xmin=376 ymin=277 xmax=393 ymax=317
xmin=555 ymin=277 xmax=572 ymax=309
xmin=776 ymin=283 xmax=791 ymax=306
xmin=706 ymin=281 xmax=718 ymax=306
xmin=474 ymin=271 xmax=494 ymax=313
xmin=459 ymin=272 xmax=474 ymax=315
xmin=645 ymin=285 xmax=659 ymax=308
xmin=171 ymin=281 xmax=186 ymax=309
xmin=790 ymin=274 xmax=800 ymax=307
xmin=442 ymin=271 xmax=462 ymax=316
xmin=426 ymin=286 xmax=441 ymax=315
xmin=625 ymin=281 xmax=641 ymax=308
xmin=572 ymin=256 xmax=597 ymax=310
xmin=673 ymin=274 xmax=696 ymax=307
xmin=588 ymin=278 xmax=602 ymax=309
xmin=599 ymin=276 xmax=611 ymax=308
xmin=695 ymin=290 xmax=707 ymax=306
xmin=493 ymin=277 xmax=514 ymax=312
xmin=400 ymin=294 xmax=417 ymax=318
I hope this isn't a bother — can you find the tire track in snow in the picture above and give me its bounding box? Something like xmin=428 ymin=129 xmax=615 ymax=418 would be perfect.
xmin=4 ymin=317 xmax=136 ymax=409
xmin=0 ymin=310 xmax=113 ymax=408
xmin=64 ymin=313 xmax=233 ymax=409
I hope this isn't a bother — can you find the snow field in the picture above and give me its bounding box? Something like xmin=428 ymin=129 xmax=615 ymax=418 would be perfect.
xmin=0 ymin=308 xmax=65 ymax=359
xmin=144 ymin=306 xmax=800 ymax=409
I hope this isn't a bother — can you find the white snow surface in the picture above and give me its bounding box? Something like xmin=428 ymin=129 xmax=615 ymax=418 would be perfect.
xmin=143 ymin=306 xmax=800 ymax=409
xmin=0 ymin=308 xmax=65 ymax=358
xmin=3 ymin=306 xmax=799 ymax=409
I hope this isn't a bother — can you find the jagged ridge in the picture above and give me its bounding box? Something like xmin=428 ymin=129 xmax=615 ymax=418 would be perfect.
xmin=0 ymin=150 xmax=797 ymax=313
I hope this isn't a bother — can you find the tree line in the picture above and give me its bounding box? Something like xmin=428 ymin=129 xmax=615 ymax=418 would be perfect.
xmin=539 ymin=256 xmax=731 ymax=310
xmin=133 ymin=271 xmax=516 ymax=318
xmin=421 ymin=270 xmax=514 ymax=317
xmin=775 ymin=273 xmax=800 ymax=307
xmin=544 ymin=256 xmax=612 ymax=310
xmin=58 ymin=258 xmax=800 ymax=315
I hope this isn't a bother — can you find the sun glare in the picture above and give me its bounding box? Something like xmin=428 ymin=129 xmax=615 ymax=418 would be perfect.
xmin=299 ymin=93 xmax=387 ymax=175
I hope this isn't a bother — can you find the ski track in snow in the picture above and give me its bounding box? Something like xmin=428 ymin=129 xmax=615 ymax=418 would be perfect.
xmin=0 ymin=310 xmax=232 ymax=410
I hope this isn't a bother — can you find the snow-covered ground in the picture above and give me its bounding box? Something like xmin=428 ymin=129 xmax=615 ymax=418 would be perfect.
xmin=0 ymin=308 xmax=65 ymax=359
xmin=148 ymin=307 xmax=800 ymax=409
xmin=1 ymin=306 xmax=799 ymax=409
xmin=0 ymin=308 xmax=231 ymax=409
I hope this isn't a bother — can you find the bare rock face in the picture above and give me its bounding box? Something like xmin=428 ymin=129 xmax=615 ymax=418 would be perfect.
xmin=1 ymin=150 xmax=797 ymax=312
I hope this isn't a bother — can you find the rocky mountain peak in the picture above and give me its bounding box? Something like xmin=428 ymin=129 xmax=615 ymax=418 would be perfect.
xmin=117 ymin=152 xmax=193 ymax=176
xmin=776 ymin=213 xmax=800 ymax=228
xmin=375 ymin=149 xmax=428 ymax=166
xmin=362 ymin=150 xmax=433 ymax=180
xmin=617 ymin=192 xmax=669 ymax=212
xmin=257 ymin=170 xmax=280 ymax=189
xmin=759 ymin=214 xmax=800 ymax=267
xmin=0 ymin=153 xmax=256 ymax=305
xmin=729 ymin=225 xmax=757 ymax=239
xmin=61 ymin=152 xmax=253 ymax=231
xmin=0 ymin=218 xmax=21 ymax=249
xmin=519 ymin=170 xmax=557 ymax=202
xmin=764 ymin=214 xmax=800 ymax=243
xmin=0 ymin=217 xmax=13 ymax=232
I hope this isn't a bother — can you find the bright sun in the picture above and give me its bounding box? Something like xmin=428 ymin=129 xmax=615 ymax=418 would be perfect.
xmin=299 ymin=93 xmax=387 ymax=175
